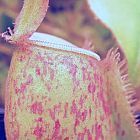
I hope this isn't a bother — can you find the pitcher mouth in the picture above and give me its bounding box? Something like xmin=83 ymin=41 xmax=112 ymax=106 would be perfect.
xmin=30 ymin=32 xmax=101 ymax=61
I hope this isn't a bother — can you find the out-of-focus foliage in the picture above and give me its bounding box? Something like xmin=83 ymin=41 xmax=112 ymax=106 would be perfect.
xmin=88 ymin=0 xmax=140 ymax=89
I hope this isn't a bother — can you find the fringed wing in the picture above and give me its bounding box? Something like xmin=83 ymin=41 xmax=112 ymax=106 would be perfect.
xmin=100 ymin=48 xmax=140 ymax=140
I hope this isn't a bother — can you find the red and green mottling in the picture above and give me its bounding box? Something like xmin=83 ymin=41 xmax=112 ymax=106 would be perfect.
xmin=2 ymin=0 xmax=139 ymax=139
xmin=5 ymin=45 xmax=139 ymax=139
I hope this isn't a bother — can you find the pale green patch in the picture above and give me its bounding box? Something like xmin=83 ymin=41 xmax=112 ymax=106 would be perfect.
xmin=88 ymin=0 xmax=140 ymax=85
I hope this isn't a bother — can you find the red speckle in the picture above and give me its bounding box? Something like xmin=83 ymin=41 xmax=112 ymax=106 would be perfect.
xmin=79 ymin=96 xmax=84 ymax=108
xmin=11 ymin=121 xmax=20 ymax=140
xmin=18 ymin=55 xmax=26 ymax=61
xmin=89 ymin=108 xmax=92 ymax=118
xmin=71 ymin=100 xmax=78 ymax=114
xmin=99 ymin=76 xmax=103 ymax=85
xmin=20 ymin=83 xmax=26 ymax=93
xmin=35 ymin=117 xmax=43 ymax=122
xmin=17 ymin=98 xmax=21 ymax=106
xmin=88 ymin=82 xmax=95 ymax=93
xmin=95 ymin=124 xmax=103 ymax=140
xmin=64 ymin=102 xmax=68 ymax=118
xmin=82 ymin=67 xmax=87 ymax=81
xmin=121 ymin=130 xmax=125 ymax=136
xmin=50 ymin=68 xmax=55 ymax=80
xmin=74 ymin=118 xmax=80 ymax=134
xmin=64 ymin=137 xmax=69 ymax=140
xmin=62 ymin=128 xmax=68 ymax=135
xmin=15 ymin=88 xmax=20 ymax=94
xmin=94 ymin=73 xmax=99 ymax=82
xmin=21 ymin=47 xmax=28 ymax=52
xmin=26 ymin=75 xmax=33 ymax=84
xmin=87 ymin=129 xmax=92 ymax=140
xmin=30 ymin=102 xmax=43 ymax=115
xmin=48 ymin=109 xmax=55 ymax=120
xmin=33 ymin=125 xmax=45 ymax=138
xmin=80 ymin=110 xmax=88 ymax=122
xmin=49 ymin=104 xmax=61 ymax=121
xmin=69 ymin=64 xmax=77 ymax=77
xmin=55 ymin=120 xmax=61 ymax=129
xmin=88 ymin=57 xmax=96 ymax=67
xmin=87 ymin=72 xmax=92 ymax=81
xmin=78 ymin=133 xmax=85 ymax=140
xmin=36 ymin=67 xmax=41 ymax=75
xmin=46 ymin=83 xmax=51 ymax=92
xmin=52 ymin=120 xmax=61 ymax=139
xmin=36 ymin=54 xmax=44 ymax=61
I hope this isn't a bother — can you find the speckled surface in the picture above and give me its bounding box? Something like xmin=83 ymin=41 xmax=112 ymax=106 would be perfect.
xmin=4 ymin=45 xmax=139 ymax=140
